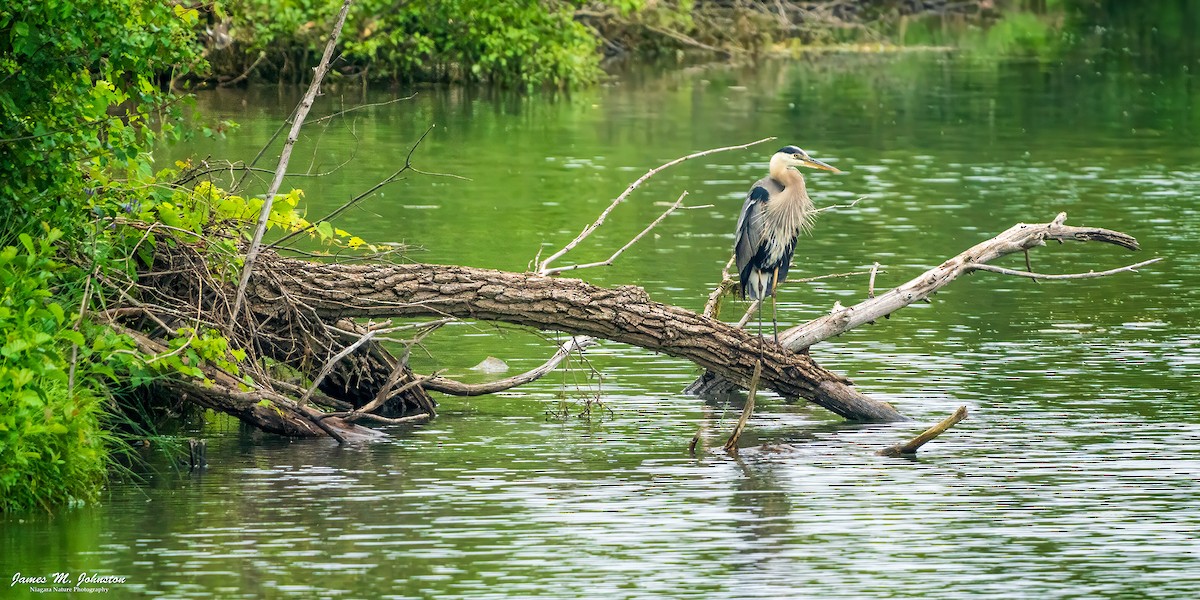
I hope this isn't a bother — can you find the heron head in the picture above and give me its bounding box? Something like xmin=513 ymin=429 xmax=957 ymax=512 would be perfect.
xmin=776 ymin=145 xmax=842 ymax=173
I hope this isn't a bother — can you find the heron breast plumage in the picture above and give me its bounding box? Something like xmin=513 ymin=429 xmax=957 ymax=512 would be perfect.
xmin=735 ymin=171 xmax=814 ymax=300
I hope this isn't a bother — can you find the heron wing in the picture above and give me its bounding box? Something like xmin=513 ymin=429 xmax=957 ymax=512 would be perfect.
xmin=734 ymin=185 xmax=770 ymax=297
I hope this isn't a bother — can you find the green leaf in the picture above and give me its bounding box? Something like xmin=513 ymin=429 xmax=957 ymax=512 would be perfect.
xmin=47 ymin=302 xmax=65 ymax=324
xmin=59 ymin=330 xmax=84 ymax=346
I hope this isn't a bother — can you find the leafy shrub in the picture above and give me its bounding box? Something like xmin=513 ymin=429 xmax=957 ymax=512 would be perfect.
xmin=0 ymin=0 xmax=203 ymax=512
xmin=213 ymin=0 xmax=603 ymax=87
xmin=0 ymin=231 xmax=114 ymax=512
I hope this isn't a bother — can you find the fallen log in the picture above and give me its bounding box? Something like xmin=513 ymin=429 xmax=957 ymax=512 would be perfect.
xmin=250 ymin=253 xmax=907 ymax=422
xmin=113 ymin=210 xmax=1150 ymax=441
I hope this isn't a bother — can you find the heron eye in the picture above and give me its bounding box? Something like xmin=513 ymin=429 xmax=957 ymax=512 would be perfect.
xmin=793 ymin=154 xmax=803 ymax=160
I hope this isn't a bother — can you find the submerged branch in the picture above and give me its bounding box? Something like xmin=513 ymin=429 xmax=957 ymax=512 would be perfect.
xmin=877 ymin=406 xmax=969 ymax=457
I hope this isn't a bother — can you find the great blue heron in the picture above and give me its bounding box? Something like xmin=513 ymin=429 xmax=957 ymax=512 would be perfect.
xmin=734 ymin=145 xmax=841 ymax=346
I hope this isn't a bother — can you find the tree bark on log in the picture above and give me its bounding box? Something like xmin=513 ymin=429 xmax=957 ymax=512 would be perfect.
xmin=249 ymin=254 xmax=908 ymax=422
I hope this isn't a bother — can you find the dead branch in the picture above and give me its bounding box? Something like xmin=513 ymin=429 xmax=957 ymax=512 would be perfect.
xmin=232 ymin=0 xmax=354 ymax=317
xmin=877 ymin=406 xmax=968 ymax=457
xmin=218 ymin=50 xmax=266 ymax=88
xmin=542 ymin=192 xmax=690 ymax=276
xmin=269 ymin=123 xmax=436 ymax=250
xmin=299 ymin=330 xmax=376 ymax=405
xmin=686 ymin=213 xmax=1153 ymax=396
xmin=779 ymin=213 xmax=1144 ymax=350
xmin=723 ymin=361 xmax=762 ymax=453
xmin=967 ymin=258 xmax=1161 ymax=280
xmin=423 ymin=336 xmax=598 ymax=396
xmin=536 ymin=137 xmax=776 ymax=274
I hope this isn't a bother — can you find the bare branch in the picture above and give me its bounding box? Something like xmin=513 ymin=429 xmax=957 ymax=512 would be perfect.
xmin=423 ymin=336 xmax=597 ymax=396
xmin=967 ymin=258 xmax=1162 ymax=280
xmin=702 ymin=256 xmax=738 ymax=319
xmin=268 ymin=122 xmax=437 ymax=250
xmin=300 ymin=331 xmax=375 ymax=406
xmin=537 ymin=137 xmax=776 ymax=274
xmin=723 ymin=361 xmax=762 ymax=454
xmin=232 ymin=0 xmax=354 ymax=317
xmin=309 ymin=93 xmax=417 ymax=126
xmin=776 ymin=213 xmax=1151 ymax=352
xmin=218 ymin=51 xmax=266 ymax=88
xmin=542 ymin=192 xmax=689 ymax=276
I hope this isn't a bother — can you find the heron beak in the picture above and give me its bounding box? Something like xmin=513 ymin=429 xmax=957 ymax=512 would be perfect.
xmin=803 ymin=157 xmax=842 ymax=173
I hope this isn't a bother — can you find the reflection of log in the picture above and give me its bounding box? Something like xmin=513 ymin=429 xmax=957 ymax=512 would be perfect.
xmin=252 ymin=254 xmax=908 ymax=423
xmin=686 ymin=213 xmax=1151 ymax=396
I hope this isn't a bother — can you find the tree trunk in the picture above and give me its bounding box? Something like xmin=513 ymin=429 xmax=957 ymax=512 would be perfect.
xmin=251 ymin=254 xmax=908 ymax=422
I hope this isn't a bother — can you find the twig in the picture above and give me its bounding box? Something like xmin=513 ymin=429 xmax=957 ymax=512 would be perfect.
xmin=299 ymin=330 xmax=375 ymax=405
xmin=268 ymin=122 xmax=436 ymax=250
xmin=542 ymin=192 xmax=690 ymax=276
xmin=868 ymin=261 xmax=880 ymax=298
xmin=423 ymin=336 xmax=597 ymax=396
xmin=232 ymin=0 xmax=354 ymax=318
xmin=309 ymin=93 xmax=417 ymax=126
xmin=813 ymin=195 xmax=868 ymax=214
xmin=966 ymin=258 xmax=1162 ymax=280
xmin=326 ymin=375 xmax=433 ymax=420
xmin=877 ymin=406 xmax=968 ymax=457
xmin=218 ymin=51 xmax=266 ymax=88
xmin=537 ymin=137 xmax=776 ymax=274
xmin=723 ymin=361 xmax=762 ymax=453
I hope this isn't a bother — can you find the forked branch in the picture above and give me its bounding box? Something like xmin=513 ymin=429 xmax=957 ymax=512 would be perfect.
xmin=777 ymin=212 xmax=1150 ymax=351
xmin=686 ymin=213 xmax=1156 ymax=396
xmin=536 ymin=137 xmax=776 ymax=274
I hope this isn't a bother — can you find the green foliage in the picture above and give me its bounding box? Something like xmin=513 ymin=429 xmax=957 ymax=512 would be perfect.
xmin=0 ymin=0 xmax=204 ymax=512
xmin=0 ymin=0 xmax=204 ymax=241
xmin=213 ymin=0 xmax=603 ymax=88
xmin=0 ymin=230 xmax=118 ymax=513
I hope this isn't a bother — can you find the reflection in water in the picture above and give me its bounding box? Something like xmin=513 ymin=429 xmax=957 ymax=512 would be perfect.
xmin=5 ymin=44 xmax=1200 ymax=599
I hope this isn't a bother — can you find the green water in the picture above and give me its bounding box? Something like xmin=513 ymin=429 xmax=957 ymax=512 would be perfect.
xmin=4 ymin=47 xmax=1200 ymax=597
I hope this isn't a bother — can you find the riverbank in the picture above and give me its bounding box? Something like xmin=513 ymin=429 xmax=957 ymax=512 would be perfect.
xmin=194 ymin=0 xmax=1022 ymax=89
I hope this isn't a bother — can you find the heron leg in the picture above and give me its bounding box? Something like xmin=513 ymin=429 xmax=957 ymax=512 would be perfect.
xmin=757 ymin=298 xmax=764 ymax=359
xmin=771 ymin=267 xmax=780 ymax=344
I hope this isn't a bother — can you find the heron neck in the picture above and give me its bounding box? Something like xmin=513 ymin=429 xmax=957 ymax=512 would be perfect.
xmin=768 ymin=155 xmax=807 ymax=193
